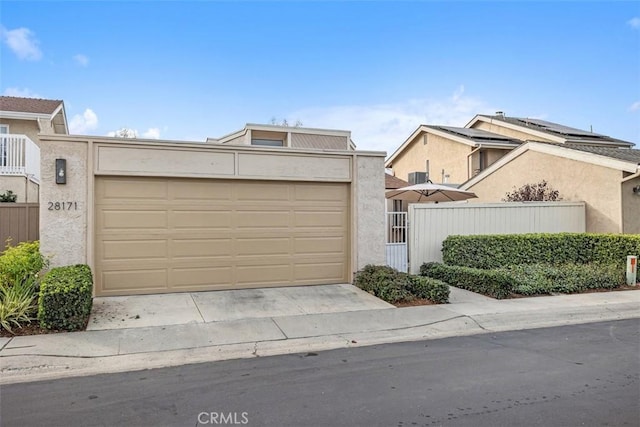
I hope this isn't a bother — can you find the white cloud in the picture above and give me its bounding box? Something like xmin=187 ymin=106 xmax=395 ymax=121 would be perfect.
xmin=288 ymin=86 xmax=495 ymax=155
xmin=69 ymin=109 xmax=98 ymax=134
xmin=3 ymin=87 xmax=41 ymax=98
xmin=628 ymin=17 xmax=640 ymax=29
xmin=629 ymin=101 xmax=640 ymax=112
xmin=0 ymin=26 xmax=42 ymax=61
xmin=73 ymin=54 xmax=89 ymax=67
xmin=142 ymin=127 xmax=161 ymax=139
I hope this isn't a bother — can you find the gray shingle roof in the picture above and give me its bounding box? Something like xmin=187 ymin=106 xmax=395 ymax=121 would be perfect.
xmin=479 ymin=114 xmax=635 ymax=147
xmin=428 ymin=125 xmax=521 ymax=146
xmin=0 ymin=96 xmax=63 ymax=115
xmin=563 ymin=144 xmax=640 ymax=165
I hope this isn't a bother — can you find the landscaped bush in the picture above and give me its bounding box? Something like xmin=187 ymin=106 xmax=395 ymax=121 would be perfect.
xmin=0 ymin=240 xmax=48 ymax=287
xmin=355 ymin=264 xmax=449 ymax=304
xmin=421 ymin=262 xmax=627 ymax=298
xmin=406 ymin=275 xmax=449 ymax=304
xmin=38 ymin=264 xmax=93 ymax=331
xmin=442 ymin=233 xmax=640 ymax=269
xmin=420 ymin=262 xmax=515 ymax=299
xmin=0 ymin=276 xmax=38 ymax=333
xmin=499 ymin=263 xmax=625 ymax=295
xmin=0 ymin=240 xmax=47 ymax=333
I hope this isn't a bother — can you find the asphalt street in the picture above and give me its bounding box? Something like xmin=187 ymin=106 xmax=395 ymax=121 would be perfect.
xmin=1 ymin=319 xmax=638 ymax=427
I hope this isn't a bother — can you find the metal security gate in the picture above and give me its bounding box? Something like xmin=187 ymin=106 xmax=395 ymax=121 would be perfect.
xmin=385 ymin=211 xmax=408 ymax=272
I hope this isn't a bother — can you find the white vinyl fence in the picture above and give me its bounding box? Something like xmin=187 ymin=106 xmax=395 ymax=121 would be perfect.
xmin=408 ymin=202 xmax=586 ymax=274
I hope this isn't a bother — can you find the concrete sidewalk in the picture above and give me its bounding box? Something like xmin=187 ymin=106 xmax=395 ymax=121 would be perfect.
xmin=1 ymin=287 xmax=638 ymax=384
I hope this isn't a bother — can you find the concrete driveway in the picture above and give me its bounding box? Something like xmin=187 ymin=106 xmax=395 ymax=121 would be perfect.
xmin=87 ymin=284 xmax=394 ymax=331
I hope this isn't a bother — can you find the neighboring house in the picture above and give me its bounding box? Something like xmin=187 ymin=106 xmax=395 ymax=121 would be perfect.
xmin=386 ymin=113 xmax=635 ymax=186
xmin=0 ymin=96 xmax=68 ymax=202
xmin=460 ymin=142 xmax=640 ymax=234
xmin=207 ymin=123 xmax=356 ymax=150
xmin=385 ymin=125 xmax=522 ymax=186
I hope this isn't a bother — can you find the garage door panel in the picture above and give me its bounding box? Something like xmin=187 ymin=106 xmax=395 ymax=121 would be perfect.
xmin=172 ymin=238 xmax=234 ymax=258
xmin=171 ymin=211 xmax=232 ymax=229
xmin=236 ymin=264 xmax=291 ymax=285
xmin=95 ymin=177 xmax=349 ymax=295
xmin=294 ymin=236 xmax=345 ymax=255
xmin=100 ymin=210 xmax=168 ymax=229
xmin=294 ymin=184 xmax=348 ymax=202
xmin=235 ymin=237 xmax=290 ymax=256
xmin=98 ymin=178 xmax=168 ymax=200
xmin=294 ymin=211 xmax=345 ymax=227
xmin=101 ymin=240 xmax=167 ymax=260
xmin=170 ymin=267 xmax=233 ymax=287
xmin=170 ymin=180 xmax=233 ymax=201
xmin=102 ymin=269 xmax=168 ymax=292
xmin=294 ymin=262 xmax=345 ymax=281
xmin=235 ymin=182 xmax=290 ymax=201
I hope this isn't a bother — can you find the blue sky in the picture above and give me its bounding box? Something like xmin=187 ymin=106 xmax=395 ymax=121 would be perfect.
xmin=1 ymin=1 xmax=639 ymax=154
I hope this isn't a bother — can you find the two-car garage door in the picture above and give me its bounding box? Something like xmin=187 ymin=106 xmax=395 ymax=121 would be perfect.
xmin=94 ymin=177 xmax=349 ymax=296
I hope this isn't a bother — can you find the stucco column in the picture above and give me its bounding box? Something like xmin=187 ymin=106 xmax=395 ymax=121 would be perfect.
xmin=355 ymin=154 xmax=386 ymax=269
xmin=39 ymin=136 xmax=89 ymax=267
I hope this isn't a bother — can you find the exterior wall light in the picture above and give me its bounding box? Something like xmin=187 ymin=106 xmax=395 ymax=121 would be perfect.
xmin=633 ymin=185 xmax=640 ymax=195
xmin=56 ymin=158 xmax=66 ymax=184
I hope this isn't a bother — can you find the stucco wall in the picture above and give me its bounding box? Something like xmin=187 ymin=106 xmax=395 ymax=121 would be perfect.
xmin=0 ymin=119 xmax=41 ymax=145
xmin=621 ymin=176 xmax=640 ymax=234
xmin=355 ymin=154 xmax=386 ymax=270
xmin=39 ymin=139 xmax=89 ymax=266
xmin=38 ymin=135 xmax=386 ymax=282
xmin=471 ymin=121 xmax=556 ymax=143
xmin=0 ymin=176 xmax=38 ymax=202
xmin=467 ymin=150 xmax=624 ymax=233
xmin=392 ymin=132 xmax=472 ymax=184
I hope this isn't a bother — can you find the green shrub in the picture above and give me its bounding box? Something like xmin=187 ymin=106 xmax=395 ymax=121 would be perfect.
xmin=38 ymin=264 xmax=93 ymax=331
xmin=0 ymin=240 xmax=48 ymax=287
xmin=0 ymin=276 xmax=38 ymax=333
xmin=420 ymin=262 xmax=514 ymax=299
xmin=354 ymin=265 xmax=413 ymax=303
xmin=406 ymin=275 xmax=449 ymax=304
xmin=499 ymin=263 xmax=625 ymax=295
xmin=354 ymin=264 xmax=449 ymax=304
xmin=442 ymin=233 xmax=640 ymax=269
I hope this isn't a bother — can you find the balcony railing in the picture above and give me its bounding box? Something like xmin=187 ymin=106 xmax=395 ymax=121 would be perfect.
xmin=0 ymin=134 xmax=41 ymax=183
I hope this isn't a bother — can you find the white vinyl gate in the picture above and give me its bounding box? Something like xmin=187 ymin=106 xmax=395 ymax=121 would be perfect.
xmin=385 ymin=212 xmax=408 ymax=272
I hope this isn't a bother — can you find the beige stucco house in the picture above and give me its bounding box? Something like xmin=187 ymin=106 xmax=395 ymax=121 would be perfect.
xmin=386 ymin=113 xmax=635 ymax=187
xmin=38 ymin=128 xmax=386 ymax=296
xmin=0 ymin=96 xmax=68 ymax=202
xmin=460 ymin=142 xmax=640 ymax=234
xmin=385 ymin=125 xmax=522 ymax=186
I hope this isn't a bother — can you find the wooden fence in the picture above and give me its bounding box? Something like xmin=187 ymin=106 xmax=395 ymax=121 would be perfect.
xmin=0 ymin=203 xmax=39 ymax=248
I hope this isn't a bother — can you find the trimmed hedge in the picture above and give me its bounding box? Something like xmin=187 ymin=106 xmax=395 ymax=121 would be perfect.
xmin=355 ymin=264 xmax=449 ymax=304
xmin=38 ymin=264 xmax=93 ymax=331
xmin=442 ymin=233 xmax=640 ymax=269
xmin=421 ymin=262 xmax=627 ymax=298
xmin=420 ymin=262 xmax=513 ymax=299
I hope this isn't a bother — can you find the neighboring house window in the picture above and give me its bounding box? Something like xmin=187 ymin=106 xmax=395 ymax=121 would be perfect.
xmin=393 ymin=199 xmax=403 ymax=212
xmin=0 ymin=125 xmax=8 ymax=167
xmin=251 ymin=138 xmax=284 ymax=147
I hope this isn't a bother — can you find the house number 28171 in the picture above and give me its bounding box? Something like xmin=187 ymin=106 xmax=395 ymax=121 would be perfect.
xmin=48 ymin=201 xmax=78 ymax=211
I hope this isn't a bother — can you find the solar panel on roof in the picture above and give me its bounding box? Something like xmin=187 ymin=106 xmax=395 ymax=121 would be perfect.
xmin=437 ymin=126 xmax=517 ymax=141
xmin=515 ymin=118 xmax=603 ymax=137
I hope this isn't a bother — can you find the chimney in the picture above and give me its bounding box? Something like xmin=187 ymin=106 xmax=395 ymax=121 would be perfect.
xmin=495 ymin=111 xmax=505 ymax=118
